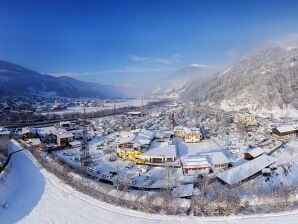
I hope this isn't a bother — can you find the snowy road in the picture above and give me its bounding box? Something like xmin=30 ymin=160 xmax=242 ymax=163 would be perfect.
xmin=2 ymin=142 xmax=298 ymax=224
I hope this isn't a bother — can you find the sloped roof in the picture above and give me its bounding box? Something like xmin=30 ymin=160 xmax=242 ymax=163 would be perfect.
xmin=216 ymin=155 xmax=276 ymax=185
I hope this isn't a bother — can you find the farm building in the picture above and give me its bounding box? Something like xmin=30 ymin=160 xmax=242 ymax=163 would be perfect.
xmin=272 ymin=125 xmax=298 ymax=138
xmin=55 ymin=130 xmax=74 ymax=147
xmin=179 ymin=140 xmax=230 ymax=174
xmin=21 ymin=127 xmax=37 ymax=140
xmin=116 ymin=129 xmax=155 ymax=150
xmin=181 ymin=157 xmax=211 ymax=175
xmin=244 ymin=147 xmax=264 ymax=160
xmin=115 ymin=134 xmax=135 ymax=149
xmin=137 ymin=140 xmax=176 ymax=164
xmin=116 ymin=129 xmax=155 ymax=163
xmin=202 ymin=151 xmax=230 ymax=172
xmin=215 ymin=154 xmax=276 ymax=185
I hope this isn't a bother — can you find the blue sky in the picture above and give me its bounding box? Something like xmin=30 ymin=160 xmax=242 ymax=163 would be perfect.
xmin=0 ymin=0 xmax=298 ymax=85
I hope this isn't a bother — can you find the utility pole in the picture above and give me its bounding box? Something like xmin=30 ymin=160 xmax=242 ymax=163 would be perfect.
xmin=80 ymin=108 xmax=90 ymax=167
xmin=113 ymin=100 xmax=116 ymax=117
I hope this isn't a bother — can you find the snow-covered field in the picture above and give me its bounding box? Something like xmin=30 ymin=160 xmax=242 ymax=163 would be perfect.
xmin=42 ymin=99 xmax=155 ymax=115
xmin=2 ymin=141 xmax=298 ymax=224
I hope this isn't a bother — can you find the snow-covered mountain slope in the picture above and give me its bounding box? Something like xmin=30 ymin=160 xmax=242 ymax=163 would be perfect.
xmin=0 ymin=60 xmax=123 ymax=98
xmin=152 ymin=64 xmax=214 ymax=98
xmin=182 ymin=46 xmax=298 ymax=117
xmin=2 ymin=141 xmax=298 ymax=224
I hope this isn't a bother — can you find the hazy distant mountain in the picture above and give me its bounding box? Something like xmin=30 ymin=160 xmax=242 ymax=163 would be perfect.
xmin=0 ymin=60 xmax=123 ymax=98
xmin=182 ymin=46 xmax=298 ymax=115
xmin=152 ymin=64 xmax=214 ymax=98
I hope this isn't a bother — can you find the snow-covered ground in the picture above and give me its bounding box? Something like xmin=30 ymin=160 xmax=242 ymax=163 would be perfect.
xmin=2 ymin=141 xmax=298 ymax=224
xmin=41 ymin=99 xmax=156 ymax=115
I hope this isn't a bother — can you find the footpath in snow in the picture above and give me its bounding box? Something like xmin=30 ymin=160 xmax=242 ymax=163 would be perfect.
xmin=1 ymin=141 xmax=298 ymax=224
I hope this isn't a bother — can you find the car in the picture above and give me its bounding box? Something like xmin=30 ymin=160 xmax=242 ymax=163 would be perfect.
xmin=109 ymin=155 xmax=117 ymax=161
xmin=125 ymin=162 xmax=134 ymax=169
xmin=87 ymin=166 xmax=100 ymax=174
xmin=63 ymin=151 xmax=73 ymax=156
xmin=102 ymin=173 xmax=112 ymax=179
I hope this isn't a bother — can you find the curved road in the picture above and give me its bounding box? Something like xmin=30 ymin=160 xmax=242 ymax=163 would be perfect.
xmin=2 ymin=142 xmax=298 ymax=224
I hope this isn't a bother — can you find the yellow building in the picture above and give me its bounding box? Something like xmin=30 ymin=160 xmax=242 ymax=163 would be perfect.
xmin=173 ymin=127 xmax=185 ymax=138
xmin=234 ymin=114 xmax=256 ymax=124
xmin=174 ymin=127 xmax=202 ymax=143
xmin=184 ymin=131 xmax=202 ymax=143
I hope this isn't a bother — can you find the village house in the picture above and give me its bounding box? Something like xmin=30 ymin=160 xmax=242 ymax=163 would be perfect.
xmin=181 ymin=157 xmax=211 ymax=175
xmin=183 ymin=128 xmax=202 ymax=143
xmin=21 ymin=127 xmax=37 ymax=140
xmin=115 ymin=129 xmax=155 ymax=163
xmin=174 ymin=126 xmax=202 ymax=143
xmin=272 ymin=125 xmax=298 ymax=138
xmin=234 ymin=114 xmax=256 ymax=124
xmin=180 ymin=140 xmax=231 ymax=175
xmin=137 ymin=140 xmax=176 ymax=164
xmin=55 ymin=130 xmax=74 ymax=147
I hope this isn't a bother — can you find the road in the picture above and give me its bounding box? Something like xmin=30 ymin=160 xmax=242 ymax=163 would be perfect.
xmin=2 ymin=142 xmax=298 ymax=224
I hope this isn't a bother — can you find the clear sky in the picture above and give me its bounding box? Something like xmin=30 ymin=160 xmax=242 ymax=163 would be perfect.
xmin=0 ymin=0 xmax=298 ymax=85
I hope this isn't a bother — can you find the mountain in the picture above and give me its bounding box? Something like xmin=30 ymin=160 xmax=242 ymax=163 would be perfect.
xmin=152 ymin=64 xmax=214 ymax=98
xmin=182 ymin=46 xmax=298 ymax=117
xmin=0 ymin=60 xmax=123 ymax=98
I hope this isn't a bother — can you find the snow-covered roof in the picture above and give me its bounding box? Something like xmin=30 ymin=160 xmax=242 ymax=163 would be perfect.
xmin=138 ymin=129 xmax=155 ymax=139
xmin=26 ymin=138 xmax=41 ymax=146
xmin=274 ymin=125 xmax=298 ymax=133
xmin=37 ymin=126 xmax=58 ymax=136
xmin=69 ymin=140 xmax=81 ymax=147
xmin=245 ymin=147 xmax=264 ymax=158
xmin=140 ymin=141 xmax=176 ymax=157
xmin=215 ymin=155 xmax=276 ymax=185
xmin=202 ymin=151 xmax=230 ymax=166
xmin=56 ymin=131 xmax=73 ymax=139
xmin=154 ymin=130 xmax=173 ymax=138
xmin=174 ymin=126 xmax=200 ymax=134
xmin=116 ymin=134 xmax=136 ymax=144
xmin=172 ymin=184 xmax=194 ymax=198
xmin=181 ymin=140 xmax=225 ymax=157
xmin=0 ymin=127 xmax=10 ymax=135
xmin=21 ymin=127 xmax=36 ymax=135
xmin=181 ymin=156 xmax=210 ymax=168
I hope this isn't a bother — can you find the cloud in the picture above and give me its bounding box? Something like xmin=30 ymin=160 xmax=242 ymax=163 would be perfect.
xmin=189 ymin=64 xmax=206 ymax=68
xmin=128 ymin=54 xmax=182 ymax=65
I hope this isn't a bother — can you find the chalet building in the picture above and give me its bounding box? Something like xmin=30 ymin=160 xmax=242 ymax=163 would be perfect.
xmin=174 ymin=126 xmax=202 ymax=143
xmin=272 ymin=125 xmax=298 ymax=138
xmin=181 ymin=157 xmax=211 ymax=175
xmin=0 ymin=127 xmax=10 ymax=155
xmin=116 ymin=129 xmax=155 ymax=163
xmin=137 ymin=141 xmax=176 ymax=164
xmin=21 ymin=127 xmax=37 ymax=140
xmin=173 ymin=126 xmax=185 ymax=138
xmin=115 ymin=135 xmax=135 ymax=149
xmin=55 ymin=131 xmax=74 ymax=147
xmin=244 ymin=147 xmax=264 ymax=160
xmin=184 ymin=128 xmax=202 ymax=143
xmin=234 ymin=114 xmax=256 ymax=124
